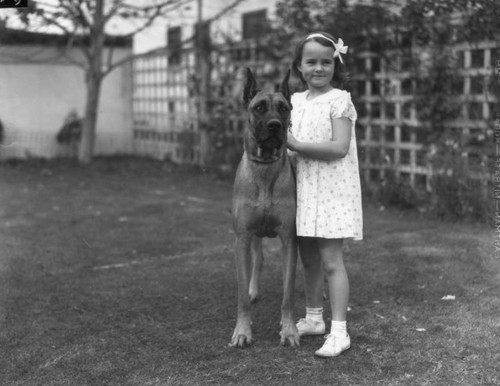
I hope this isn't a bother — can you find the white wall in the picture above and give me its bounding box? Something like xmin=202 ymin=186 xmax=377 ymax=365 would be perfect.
xmin=134 ymin=0 xmax=280 ymax=53
xmin=0 ymin=44 xmax=133 ymax=159
xmin=209 ymin=0 xmax=280 ymax=43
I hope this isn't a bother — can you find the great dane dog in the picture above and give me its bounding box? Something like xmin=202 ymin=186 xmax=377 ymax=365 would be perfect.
xmin=230 ymin=68 xmax=299 ymax=348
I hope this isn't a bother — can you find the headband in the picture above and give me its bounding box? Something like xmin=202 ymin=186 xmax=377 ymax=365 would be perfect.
xmin=306 ymin=33 xmax=348 ymax=64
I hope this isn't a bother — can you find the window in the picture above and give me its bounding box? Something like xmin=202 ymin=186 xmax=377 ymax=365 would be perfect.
xmin=470 ymin=49 xmax=484 ymax=68
xmin=242 ymin=10 xmax=268 ymax=40
xmin=167 ymin=26 xmax=182 ymax=66
xmin=195 ymin=21 xmax=210 ymax=52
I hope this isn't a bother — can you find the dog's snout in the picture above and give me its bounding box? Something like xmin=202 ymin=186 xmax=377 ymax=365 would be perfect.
xmin=267 ymin=119 xmax=283 ymax=132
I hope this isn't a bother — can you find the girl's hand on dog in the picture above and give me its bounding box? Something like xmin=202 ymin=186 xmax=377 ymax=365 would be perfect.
xmin=287 ymin=131 xmax=300 ymax=152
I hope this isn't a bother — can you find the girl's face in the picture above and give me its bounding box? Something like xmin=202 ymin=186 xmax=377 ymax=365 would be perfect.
xmin=298 ymin=41 xmax=335 ymax=93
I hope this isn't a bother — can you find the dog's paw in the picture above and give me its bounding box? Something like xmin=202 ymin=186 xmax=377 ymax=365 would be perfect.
xmin=279 ymin=323 xmax=300 ymax=347
xmin=230 ymin=322 xmax=253 ymax=348
xmin=230 ymin=334 xmax=253 ymax=348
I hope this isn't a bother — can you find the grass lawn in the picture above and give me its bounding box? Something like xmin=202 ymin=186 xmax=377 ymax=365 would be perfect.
xmin=0 ymin=157 xmax=497 ymax=386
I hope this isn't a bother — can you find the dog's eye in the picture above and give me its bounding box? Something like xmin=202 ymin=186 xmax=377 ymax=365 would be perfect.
xmin=278 ymin=105 xmax=289 ymax=113
xmin=255 ymin=104 xmax=265 ymax=112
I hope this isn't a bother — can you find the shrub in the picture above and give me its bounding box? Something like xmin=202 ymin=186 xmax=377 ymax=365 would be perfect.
xmin=375 ymin=169 xmax=427 ymax=210
xmin=430 ymin=164 xmax=489 ymax=223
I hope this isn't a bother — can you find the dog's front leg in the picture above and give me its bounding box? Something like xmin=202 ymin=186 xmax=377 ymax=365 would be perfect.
xmin=249 ymin=236 xmax=263 ymax=303
xmin=231 ymin=234 xmax=254 ymax=348
xmin=279 ymin=233 xmax=300 ymax=347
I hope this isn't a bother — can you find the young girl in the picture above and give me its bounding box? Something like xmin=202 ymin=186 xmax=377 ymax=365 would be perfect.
xmin=287 ymin=32 xmax=363 ymax=357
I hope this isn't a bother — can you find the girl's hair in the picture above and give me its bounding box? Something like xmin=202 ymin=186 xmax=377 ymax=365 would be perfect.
xmin=291 ymin=31 xmax=350 ymax=90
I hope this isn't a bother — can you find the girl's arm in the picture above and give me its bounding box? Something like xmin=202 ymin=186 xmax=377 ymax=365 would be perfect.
xmin=287 ymin=117 xmax=352 ymax=161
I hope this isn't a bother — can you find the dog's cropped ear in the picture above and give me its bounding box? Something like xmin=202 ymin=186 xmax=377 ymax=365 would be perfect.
xmin=243 ymin=68 xmax=260 ymax=108
xmin=279 ymin=70 xmax=291 ymax=106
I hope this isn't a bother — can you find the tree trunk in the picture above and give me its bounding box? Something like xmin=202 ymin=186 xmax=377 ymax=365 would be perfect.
xmin=78 ymin=0 xmax=105 ymax=165
xmin=78 ymin=72 xmax=102 ymax=164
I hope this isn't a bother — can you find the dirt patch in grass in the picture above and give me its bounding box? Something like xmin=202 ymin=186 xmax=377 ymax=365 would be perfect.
xmin=0 ymin=157 xmax=497 ymax=385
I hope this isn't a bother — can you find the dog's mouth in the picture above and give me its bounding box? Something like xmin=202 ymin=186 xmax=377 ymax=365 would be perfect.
xmin=256 ymin=136 xmax=283 ymax=158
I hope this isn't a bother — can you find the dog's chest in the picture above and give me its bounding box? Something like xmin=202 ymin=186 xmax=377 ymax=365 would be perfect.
xmin=247 ymin=189 xmax=282 ymax=237
xmin=236 ymin=177 xmax=294 ymax=237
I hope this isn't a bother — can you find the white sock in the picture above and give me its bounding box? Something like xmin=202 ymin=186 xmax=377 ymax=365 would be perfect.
xmin=305 ymin=307 xmax=323 ymax=323
xmin=330 ymin=320 xmax=347 ymax=336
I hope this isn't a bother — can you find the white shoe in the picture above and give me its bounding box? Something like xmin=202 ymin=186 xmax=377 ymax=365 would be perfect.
xmin=296 ymin=318 xmax=325 ymax=337
xmin=314 ymin=333 xmax=351 ymax=357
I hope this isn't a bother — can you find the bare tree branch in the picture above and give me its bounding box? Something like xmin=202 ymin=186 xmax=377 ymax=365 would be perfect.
xmin=120 ymin=0 xmax=189 ymax=13
xmin=8 ymin=0 xmax=247 ymax=163
xmin=102 ymin=0 xmax=123 ymax=24
xmin=101 ymin=0 xmax=245 ymax=77
xmin=112 ymin=0 xmax=193 ymax=40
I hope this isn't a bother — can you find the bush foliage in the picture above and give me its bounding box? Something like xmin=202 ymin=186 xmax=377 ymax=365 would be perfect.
xmin=204 ymin=0 xmax=498 ymax=221
xmin=269 ymin=0 xmax=497 ymax=221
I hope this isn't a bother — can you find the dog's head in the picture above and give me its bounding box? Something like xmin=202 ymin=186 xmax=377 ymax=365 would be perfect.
xmin=243 ymin=68 xmax=292 ymax=163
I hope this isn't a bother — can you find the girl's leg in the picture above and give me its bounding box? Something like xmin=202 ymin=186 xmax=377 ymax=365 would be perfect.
xmin=298 ymin=236 xmax=323 ymax=309
xmin=317 ymin=238 xmax=349 ymax=321
xmin=314 ymin=238 xmax=351 ymax=357
xmin=296 ymin=236 xmax=325 ymax=336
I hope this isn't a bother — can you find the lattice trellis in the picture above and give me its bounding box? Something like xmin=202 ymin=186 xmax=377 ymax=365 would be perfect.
xmin=353 ymin=42 xmax=496 ymax=192
xmin=133 ymin=49 xmax=200 ymax=163
xmin=132 ymin=39 xmax=497 ymax=190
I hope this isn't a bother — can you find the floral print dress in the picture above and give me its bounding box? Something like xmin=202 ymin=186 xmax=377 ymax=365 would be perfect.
xmin=290 ymin=88 xmax=363 ymax=240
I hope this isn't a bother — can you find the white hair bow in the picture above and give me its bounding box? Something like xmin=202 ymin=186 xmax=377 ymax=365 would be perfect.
xmin=333 ymin=38 xmax=348 ymax=64
xmin=306 ymin=33 xmax=349 ymax=64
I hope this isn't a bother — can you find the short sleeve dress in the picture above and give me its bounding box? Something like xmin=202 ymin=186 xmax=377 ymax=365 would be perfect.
xmin=290 ymin=88 xmax=363 ymax=240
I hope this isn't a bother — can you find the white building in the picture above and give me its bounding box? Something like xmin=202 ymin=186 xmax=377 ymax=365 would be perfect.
xmin=0 ymin=29 xmax=134 ymax=160
xmin=134 ymin=0 xmax=281 ymax=53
